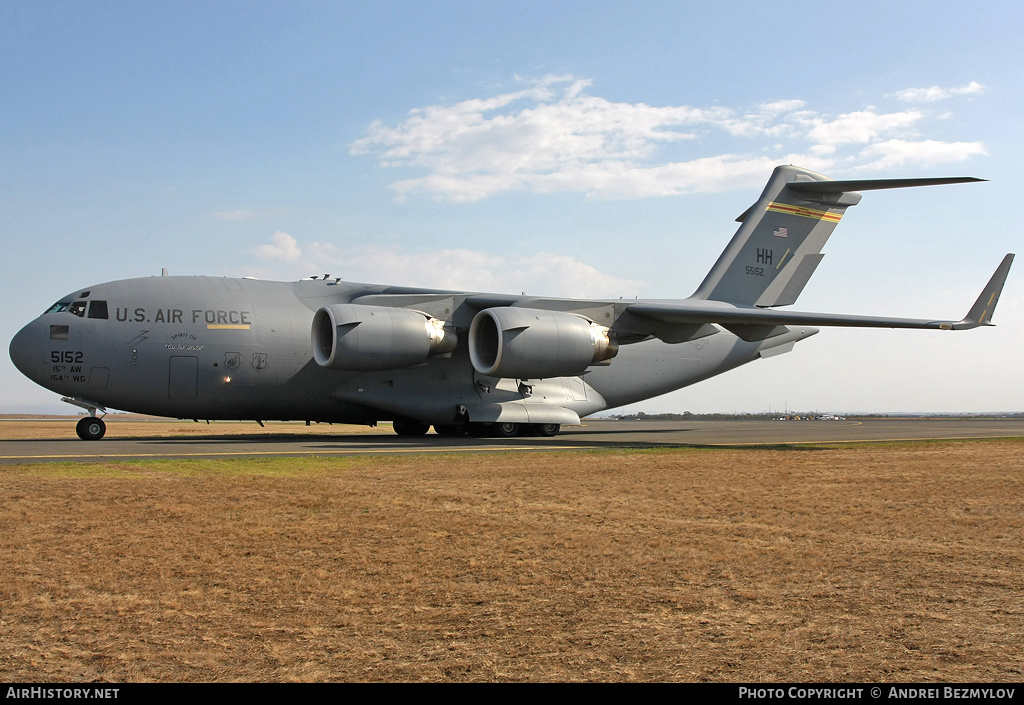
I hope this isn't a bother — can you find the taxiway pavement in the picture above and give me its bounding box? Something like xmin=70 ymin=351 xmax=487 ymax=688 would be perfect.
xmin=1 ymin=418 xmax=1022 ymax=464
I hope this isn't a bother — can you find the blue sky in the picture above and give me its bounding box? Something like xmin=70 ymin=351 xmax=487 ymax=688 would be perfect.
xmin=3 ymin=1 xmax=1021 ymax=414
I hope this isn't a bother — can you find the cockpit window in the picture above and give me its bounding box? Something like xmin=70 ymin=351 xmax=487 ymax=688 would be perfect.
xmin=45 ymin=301 xmax=71 ymax=314
xmin=79 ymin=291 xmax=90 ymax=298
xmin=87 ymin=300 xmax=109 ymax=319
xmin=69 ymin=301 xmax=87 ymax=317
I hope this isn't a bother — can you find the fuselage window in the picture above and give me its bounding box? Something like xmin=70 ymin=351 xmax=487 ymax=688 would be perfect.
xmin=87 ymin=300 xmax=109 ymax=319
xmin=45 ymin=301 xmax=71 ymax=314
xmin=49 ymin=325 xmax=69 ymax=341
xmin=69 ymin=301 xmax=87 ymax=317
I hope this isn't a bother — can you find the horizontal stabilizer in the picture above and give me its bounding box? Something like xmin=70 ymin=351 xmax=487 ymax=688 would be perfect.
xmin=787 ymin=176 xmax=985 ymax=194
xmin=735 ymin=176 xmax=984 ymax=222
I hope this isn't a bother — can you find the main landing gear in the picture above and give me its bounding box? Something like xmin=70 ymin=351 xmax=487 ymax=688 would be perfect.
xmin=76 ymin=416 xmax=107 ymax=441
xmin=465 ymin=422 xmax=561 ymax=437
xmin=391 ymin=420 xmax=561 ymax=438
xmin=392 ymin=419 xmax=430 ymax=436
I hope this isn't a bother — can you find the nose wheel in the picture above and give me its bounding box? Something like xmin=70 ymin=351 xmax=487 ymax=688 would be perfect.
xmin=76 ymin=416 xmax=106 ymax=441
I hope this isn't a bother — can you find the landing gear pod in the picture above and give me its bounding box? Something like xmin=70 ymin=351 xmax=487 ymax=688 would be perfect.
xmin=468 ymin=307 xmax=617 ymax=379
xmin=312 ymin=304 xmax=457 ymax=371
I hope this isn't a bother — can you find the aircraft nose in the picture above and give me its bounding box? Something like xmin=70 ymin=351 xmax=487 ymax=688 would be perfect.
xmin=9 ymin=319 xmax=42 ymax=381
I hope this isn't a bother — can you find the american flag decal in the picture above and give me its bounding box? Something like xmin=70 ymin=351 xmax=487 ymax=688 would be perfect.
xmin=774 ymin=226 xmax=788 ymax=238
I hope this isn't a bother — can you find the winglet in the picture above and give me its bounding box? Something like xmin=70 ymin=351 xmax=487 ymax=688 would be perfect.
xmin=953 ymin=253 xmax=1015 ymax=329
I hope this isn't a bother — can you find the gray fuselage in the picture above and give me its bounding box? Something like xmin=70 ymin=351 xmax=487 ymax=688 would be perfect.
xmin=9 ymin=275 xmax=809 ymax=425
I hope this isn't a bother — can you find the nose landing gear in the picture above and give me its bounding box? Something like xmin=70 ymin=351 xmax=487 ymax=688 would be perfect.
xmin=62 ymin=396 xmax=108 ymax=441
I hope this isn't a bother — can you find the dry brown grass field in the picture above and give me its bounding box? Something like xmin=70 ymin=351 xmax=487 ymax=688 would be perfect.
xmin=1 ymin=438 xmax=1021 ymax=682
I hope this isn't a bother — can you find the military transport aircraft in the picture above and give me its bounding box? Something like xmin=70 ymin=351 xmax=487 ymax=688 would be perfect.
xmin=9 ymin=166 xmax=1014 ymax=440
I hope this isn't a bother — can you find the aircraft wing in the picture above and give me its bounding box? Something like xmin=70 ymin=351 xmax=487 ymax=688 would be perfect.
xmin=623 ymin=253 xmax=1014 ymax=342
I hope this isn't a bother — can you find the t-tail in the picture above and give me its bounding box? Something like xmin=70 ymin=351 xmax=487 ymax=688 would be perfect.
xmin=691 ymin=165 xmax=987 ymax=307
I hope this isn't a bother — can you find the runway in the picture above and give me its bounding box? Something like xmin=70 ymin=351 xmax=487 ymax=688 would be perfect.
xmin=1 ymin=417 xmax=1022 ymax=464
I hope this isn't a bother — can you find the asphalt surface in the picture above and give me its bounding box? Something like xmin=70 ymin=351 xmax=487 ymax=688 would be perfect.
xmin=1 ymin=418 xmax=1022 ymax=464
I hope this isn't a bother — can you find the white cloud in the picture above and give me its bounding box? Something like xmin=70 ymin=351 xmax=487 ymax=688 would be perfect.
xmin=353 ymin=76 xmax=717 ymax=171
xmin=352 ymin=76 xmax=986 ymax=201
xmin=250 ymin=234 xmax=641 ymax=298
xmin=313 ymin=244 xmax=642 ymax=298
xmin=508 ymin=253 xmax=643 ymax=298
xmin=253 ymin=231 xmax=302 ymax=262
xmin=853 ymin=139 xmax=987 ymax=170
xmin=802 ymin=110 xmax=923 ymax=146
xmin=758 ymin=99 xmax=806 ymax=115
xmin=719 ymin=100 xmax=808 ymax=137
xmin=894 ymin=81 xmax=984 ymax=102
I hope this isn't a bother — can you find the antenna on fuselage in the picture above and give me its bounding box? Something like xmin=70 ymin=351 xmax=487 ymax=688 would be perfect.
xmin=161 ymin=268 xmax=168 ymax=277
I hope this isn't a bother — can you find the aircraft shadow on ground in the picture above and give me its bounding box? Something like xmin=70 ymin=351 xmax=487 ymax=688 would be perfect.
xmin=21 ymin=425 xmax=835 ymax=452
xmin=117 ymin=431 xmax=835 ymax=453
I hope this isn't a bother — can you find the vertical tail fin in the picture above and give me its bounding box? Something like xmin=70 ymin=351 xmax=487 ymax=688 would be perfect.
xmin=691 ymin=166 xmax=852 ymax=306
xmin=691 ymin=166 xmax=984 ymax=307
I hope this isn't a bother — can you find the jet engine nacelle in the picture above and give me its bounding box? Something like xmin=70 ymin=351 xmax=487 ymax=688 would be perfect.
xmin=468 ymin=307 xmax=618 ymax=379
xmin=312 ymin=304 xmax=457 ymax=371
